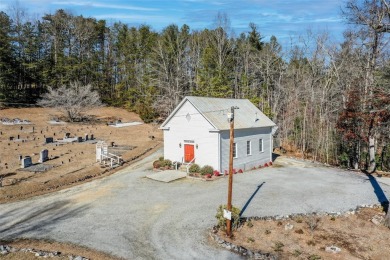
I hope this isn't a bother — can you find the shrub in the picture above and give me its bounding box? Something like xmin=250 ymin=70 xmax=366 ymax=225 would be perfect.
xmin=205 ymin=174 xmax=212 ymax=178
xmin=264 ymin=162 xmax=269 ymax=167
xmin=161 ymin=159 xmax=172 ymax=168
xmin=153 ymin=160 xmax=161 ymax=169
xmin=200 ymin=165 xmax=214 ymax=175
xmin=238 ymin=169 xmax=243 ymax=173
xmin=269 ymin=161 xmax=273 ymax=166
xmin=233 ymin=168 xmax=237 ymax=174
xmin=224 ymin=170 xmax=228 ymax=175
xmin=158 ymin=156 xmax=164 ymax=161
xmin=215 ymin=204 xmax=241 ymax=231
xmin=213 ymin=170 xmax=220 ymax=176
xmin=189 ymin=163 xmax=200 ymax=173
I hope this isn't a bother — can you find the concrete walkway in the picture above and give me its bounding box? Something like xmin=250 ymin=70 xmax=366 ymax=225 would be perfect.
xmin=1 ymin=150 xmax=389 ymax=260
xmin=146 ymin=170 xmax=187 ymax=183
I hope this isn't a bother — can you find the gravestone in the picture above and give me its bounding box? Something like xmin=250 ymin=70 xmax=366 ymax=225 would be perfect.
xmin=77 ymin=136 xmax=83 ymax=142
xmin=21 ymin=156 xmax=32 ymax=168
xmin=85 ymin=134 xmax=89 ymax=141
xmin=9 ymin=136 xmax=14 ymax=141
xmin=39 ymin=149 xmax=49 ymax=163
xmin=18 ymin=155 xmax=22 ymax=161
xmin=90 ymin=134 xmax=94 ymax=140
xmin=65 ymin=133 xmax=71 ymax=139
xmin=45 ymin=137 xmax=54 ymax=144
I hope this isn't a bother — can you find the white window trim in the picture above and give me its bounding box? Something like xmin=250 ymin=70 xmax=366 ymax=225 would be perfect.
xmin=259 ymin=139 xmax=264 ymax=153
xmin=247 ymin=140 xmax=252 ymax=155
xmin=233 ymin=142 xmax=238 ymax=158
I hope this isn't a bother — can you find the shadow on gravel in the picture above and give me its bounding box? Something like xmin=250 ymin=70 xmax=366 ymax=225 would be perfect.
xmin=365 ymin=173 xmax=389 ymax=213
xmin=0 ymin=200 xmax=89 ymax=239
xmin=239 ymin=182 xmax=265 ymax=217
xmin=272 ymin=153 xmax=280 ymax=162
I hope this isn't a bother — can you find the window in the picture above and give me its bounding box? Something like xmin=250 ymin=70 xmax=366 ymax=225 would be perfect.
xmin=233 ymin=143 xmax=237 ymax=158
xmin=247 ymin=141 xmax=251 ymax=155
xmin=259 ymin=139 xmax=263 ymax=152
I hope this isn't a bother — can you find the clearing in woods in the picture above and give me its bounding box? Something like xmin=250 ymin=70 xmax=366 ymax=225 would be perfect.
xmin=0 ymin=107 xmax=162 ymax=203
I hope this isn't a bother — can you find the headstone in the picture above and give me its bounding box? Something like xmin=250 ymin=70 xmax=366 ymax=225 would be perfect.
xmin=65 ymin=133 xmax=70 ymax=138
xmin=45 ymin=137 xmax=54 ymax=144
xmin=77 ymin=136 xmax=83 ymax=142
xmin=90 ymin=134 xmax=94 ymax=140
xmin=85 ymin=134 xmax=89 ymax=141
xmin=21 ymin=156 xmax=32 ymax=168
xmin=20 ymin=126 xmax=23 ymax=130
xmin=39 ymin=149 xmax=49 ymax=163
xmin=17 ymin=134 xmax=20 ymax=139
xmin=18 ymin=154 xmax=23 ymax=161
xmin=9 ymin=136 xmax=14 ymax=141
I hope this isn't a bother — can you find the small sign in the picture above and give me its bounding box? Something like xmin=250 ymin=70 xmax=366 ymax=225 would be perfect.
xmin=223 ymin=209 xmax=232 ymax=220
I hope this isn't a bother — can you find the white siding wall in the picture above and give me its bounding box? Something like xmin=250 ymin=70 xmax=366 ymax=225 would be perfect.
xmin=220 ymin=127 xmax=272 ymax=173
xmin=163 ymin=101 xmax=219 ymax=169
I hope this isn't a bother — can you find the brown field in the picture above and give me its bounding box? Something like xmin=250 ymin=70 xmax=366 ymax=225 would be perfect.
xmin=0 ymin=107 xmax=162 ymax=203
xmin=218 ymin=208 xmax=390 ymax=259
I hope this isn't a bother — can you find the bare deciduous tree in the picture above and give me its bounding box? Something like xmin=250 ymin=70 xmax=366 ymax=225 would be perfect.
xmin=38 ymin=82 xmax=102 ymax=122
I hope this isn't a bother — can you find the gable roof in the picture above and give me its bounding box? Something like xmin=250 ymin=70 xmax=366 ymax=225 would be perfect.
xmin=160 ymin=96 xmax=276 ymax=131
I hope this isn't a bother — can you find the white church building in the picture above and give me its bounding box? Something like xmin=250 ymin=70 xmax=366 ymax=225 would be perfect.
xmin=160 ymin=96 xmax=276 ymax=173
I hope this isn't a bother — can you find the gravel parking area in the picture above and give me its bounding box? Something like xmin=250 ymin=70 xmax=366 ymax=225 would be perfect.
xmin=1 ymin=150 xmax=389 ymax=259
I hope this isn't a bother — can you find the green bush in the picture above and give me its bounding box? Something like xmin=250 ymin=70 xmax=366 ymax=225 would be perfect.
xmin=189 ymin=163 xmax=200 ymax=173
xmin=161 ymin=159 xmax=172 ymax=168
xmin=338 ymin=152 xmax=349 ymax=168
xmin=200 ymin=165 xmax=214 ymax=175
xmin=158 ymin=156 xmax=164 ymax=161
xmin=153 ymin=160 xmax=161 ymax=168
xmin=215 ymin=204 xmax=241 ymax=231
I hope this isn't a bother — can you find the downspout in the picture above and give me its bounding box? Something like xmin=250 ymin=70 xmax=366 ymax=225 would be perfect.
xmin=270 ymin=127 xmax=273 ymax=162
xmin=218 ymin=132 xmax=221 ymax=172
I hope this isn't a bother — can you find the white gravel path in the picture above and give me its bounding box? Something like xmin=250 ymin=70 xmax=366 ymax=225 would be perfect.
xmin=1 ymin=150 xmax=389 ymax=259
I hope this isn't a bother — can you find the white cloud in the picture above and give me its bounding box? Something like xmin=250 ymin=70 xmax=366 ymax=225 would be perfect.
xmin=313 ymin=17 xmax=342 ymax=23
xmin=93 ymin=14 xmax=170 ymax=23
xmin=259 ymin=12 xmax=293 ymax=22
xmin=53 ymin=1 xmax=159 ymax=11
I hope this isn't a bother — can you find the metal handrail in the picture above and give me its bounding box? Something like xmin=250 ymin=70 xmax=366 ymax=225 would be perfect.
xmin=173 ymin=161 xmax=179 ymax=170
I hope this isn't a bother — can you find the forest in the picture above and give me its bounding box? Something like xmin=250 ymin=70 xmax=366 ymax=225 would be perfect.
xmin=0 ymin=0 xmax=389 ymax=172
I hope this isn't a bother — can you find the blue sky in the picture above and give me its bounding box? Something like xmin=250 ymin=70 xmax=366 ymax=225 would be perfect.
xmin=0 ymin=0 xmax=348 ymax=49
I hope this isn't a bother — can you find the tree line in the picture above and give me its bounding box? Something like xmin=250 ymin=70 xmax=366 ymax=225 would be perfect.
xmin=0 ymin=0 xmax=389 ymax=172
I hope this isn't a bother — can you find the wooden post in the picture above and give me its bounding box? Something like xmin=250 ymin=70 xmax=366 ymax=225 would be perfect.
xmin=226 ymin=106 xmax=238 ymax=237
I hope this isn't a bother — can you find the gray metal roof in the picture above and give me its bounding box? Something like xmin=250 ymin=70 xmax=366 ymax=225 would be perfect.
xmin=161 ymin=96 xmax=276 ymax=130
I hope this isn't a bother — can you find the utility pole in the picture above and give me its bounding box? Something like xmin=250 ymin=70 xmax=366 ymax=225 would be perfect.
xmin=226 ymin=106 xmax=238 ymax=237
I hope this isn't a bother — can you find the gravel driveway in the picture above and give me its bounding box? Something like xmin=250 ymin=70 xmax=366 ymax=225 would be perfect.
xmin=1 ymin=150 xmax=389 ymax=259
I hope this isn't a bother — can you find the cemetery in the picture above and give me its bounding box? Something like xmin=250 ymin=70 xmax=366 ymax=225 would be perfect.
xmin=0 ymin=106 xmax=162 ymax=203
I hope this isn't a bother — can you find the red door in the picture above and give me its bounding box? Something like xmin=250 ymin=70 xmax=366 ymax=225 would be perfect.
xmin=184 ymin=144 xmax=195 ymax=163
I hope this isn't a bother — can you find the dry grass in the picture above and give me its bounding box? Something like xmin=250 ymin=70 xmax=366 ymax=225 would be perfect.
xmin=0 ymin=107 xmax=162 ymax=203
xmin=0 ymin=238 xmax=123 ymax=259
xmin=219 ymin=208 xmax=390 ymax=259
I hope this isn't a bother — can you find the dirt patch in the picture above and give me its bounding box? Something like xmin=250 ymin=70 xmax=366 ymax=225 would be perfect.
xmin=0 ymin=238 xmax=123 ymax=259
xmin=217 ymin=208 xmax=390 ymax=259
xmin=0 ymin=107 xmax=162 ymax=203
